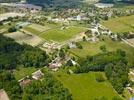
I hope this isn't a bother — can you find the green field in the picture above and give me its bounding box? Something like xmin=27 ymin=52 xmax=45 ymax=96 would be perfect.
xmin=54 ymin=70 xmax=121 ymax=100
xmin=102 ymin=15 xmax=134 ymax=33
xmin=69 ymin=37 xmax=134 ymax=64
xmin=13 ymin=67 xmax=38 ymax=80
xmin=40 ymin=26 xmax=87 ymax=42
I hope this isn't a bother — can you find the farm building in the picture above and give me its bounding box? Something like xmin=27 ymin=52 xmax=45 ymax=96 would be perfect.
xmin=32 ymin=70 xmax=44 ymax=80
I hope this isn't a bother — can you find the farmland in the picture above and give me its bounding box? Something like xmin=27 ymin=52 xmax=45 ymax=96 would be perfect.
xmin=40 ymin=26 xmax=87 ymax=42
xmin=4 ymin=31 xmax=43 ymax=46
xmin=54 ymin=70 xmax=121 ymax=100
xmin=102 ymin=15 xmax=134 ymax=33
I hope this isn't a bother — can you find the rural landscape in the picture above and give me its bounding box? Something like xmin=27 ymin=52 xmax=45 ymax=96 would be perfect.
xmin=0 ymin=0 xmax=134 ymax=100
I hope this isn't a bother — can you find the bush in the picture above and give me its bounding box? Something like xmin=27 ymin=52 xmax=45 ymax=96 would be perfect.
xmin=8 ymin=27 xmax=17 ymax=32
xmin=76 ymin=42 xmax=83 ymax=49
xmin=95 ymin=73 xmax=106 ymax=82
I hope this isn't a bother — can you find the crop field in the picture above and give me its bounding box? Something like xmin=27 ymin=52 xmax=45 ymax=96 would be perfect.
xmin=4 ymin=31 xmax=43 ymax=46
xmin=69 ymin=36 xmax=134 ymax=64
xmin=40 ymin=26 xmax=87 ymax=42
xmin=54 ymin=70 xmax=121 ymax=100
xmin=23 ymin=24 xmax=51 ymax=35
xmin=102 ymin=15 xmax=134 ymax=33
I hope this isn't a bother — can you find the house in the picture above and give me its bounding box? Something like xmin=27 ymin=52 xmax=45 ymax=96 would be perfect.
xmin=0 ymin=89 xmax=9 ymax=100
xmin=49 ymin=57 xmax=62 ymax=71
xmin=19 ymin=77 xmax=31 ymax=88
xmin=32 ymin=70 xmax=44 ymax=80
xmin=68 ymin=42 xmax=77 ymax=49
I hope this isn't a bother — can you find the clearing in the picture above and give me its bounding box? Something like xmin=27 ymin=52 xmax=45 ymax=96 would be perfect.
xmin=54 ymin=70 xmax=121 ymax=100
xmin=13 ymin=67 xmax=38 ymax=80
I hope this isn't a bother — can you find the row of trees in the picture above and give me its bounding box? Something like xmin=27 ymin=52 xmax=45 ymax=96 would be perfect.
xmin=0 ymin=35 xmax=50 ymax=70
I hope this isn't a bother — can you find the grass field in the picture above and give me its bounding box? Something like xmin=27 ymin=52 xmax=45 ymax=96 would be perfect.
xmin=102 ymin=15 xmax=134 ymax=33
xmin=40 ymin=26 xmax=87 ymax=42
xmin=69 ymin=36 xmax=134 ymax=64
xmin=14 ymin=67 xmax=38 ymax=80
xmin=54 ymin=70 xmax=121 ymax=100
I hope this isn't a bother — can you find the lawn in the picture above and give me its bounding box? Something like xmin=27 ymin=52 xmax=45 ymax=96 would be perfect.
xmin=54 ymin=70 xmax=121 ymax=100
xmin=40 ymin=26 xmax=87 ymax=42
xmin=69 ymin=36 xmax=134 ymax=64
xmin=101 ymin=15 xmax=134 ymax=33
xmin=13 ymin=67 xmax=38 ymax=80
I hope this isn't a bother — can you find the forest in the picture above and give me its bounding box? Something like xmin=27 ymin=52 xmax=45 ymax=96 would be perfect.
xmin=0 ymin=35 xmax=50 ymax=70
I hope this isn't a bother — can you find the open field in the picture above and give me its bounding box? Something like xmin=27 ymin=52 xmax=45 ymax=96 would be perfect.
xmin=54 ymin=70 xmax=121 ymax=100
xmin=4 ymin=31 xmax=43 ymax=46
xmin=0 ymin=12 xmax=25 ymax=21
xmin=69 ymin=37 xmax=134 ymax=64
xmin=13 ymin=67 xmax=38 ymax=80
xmin=23 ymin=24 xmax=51 ymax=35
xmin=40 ymin=26 xmax=87 ymax=42
xmin=102 ymin=15 xmax=134 ymax=33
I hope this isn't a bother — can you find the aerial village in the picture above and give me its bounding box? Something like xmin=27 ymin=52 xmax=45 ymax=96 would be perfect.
xmin=0 ymin=0 xmax=134 ymax=100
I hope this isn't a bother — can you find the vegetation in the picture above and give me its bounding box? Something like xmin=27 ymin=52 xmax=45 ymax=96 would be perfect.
xmin=0 ymin=70 xmax=72 ymax=100
xmin=40 ymin=26 xmax=87 ymax=42
xmin=55 ymin=70 xmax=121 ymax=100
xmin=0 ymin=35 xmax=50 ymax=70
xmin=74 ymin=49 xmax=129 ymax=94
xmin=22 ymin=71 xmax=72 ymax=100
xmin=13 ymin=67 xmax=38 ymax=80
xmin=102 ymin=15 xmax=134 ymax=33
xmin=68 ymin=37 xmax=134 ymax=66
xmin=0 ymin=71 xmax=22 ymax=100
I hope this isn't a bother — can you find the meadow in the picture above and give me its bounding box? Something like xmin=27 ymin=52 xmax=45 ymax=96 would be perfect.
xmin=69 ymin=36 xmax=134 ymax=65
xmin=54 ymin=70 xmax=121 ymax=100
xmin=40 ymin=26 xmax=87 ymax=42
xmin=102 ymin=15 xmax=134 ymax=33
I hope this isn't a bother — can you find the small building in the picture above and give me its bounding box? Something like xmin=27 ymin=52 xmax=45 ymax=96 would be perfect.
xmin=0 ymin=89 xmax=9 ymax=100
xmin=32 ymin=70 xmax=44 ymax=80
xmin=19 ymin=77 xmax=31 ymax=88
xmin=49 ymin=57 xmax=62 ymax=71
xmin=68 ymin=42 xmax=77 ymax=49
xmin=94 ymin=3 xmax=114 ymax=8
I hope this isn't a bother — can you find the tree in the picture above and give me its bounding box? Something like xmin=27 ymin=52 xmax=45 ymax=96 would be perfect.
xmin=8 ymin=27 xmax=17 ymax=33
xmin=100 ymin=45 xmax=107 ymax=53
xmin=76 ymin=42 xmax=83 ymax=49
xmin=59 ymin=49 xmax=65 ymax=59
